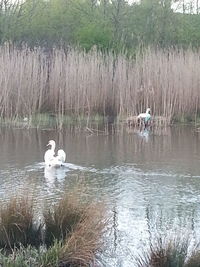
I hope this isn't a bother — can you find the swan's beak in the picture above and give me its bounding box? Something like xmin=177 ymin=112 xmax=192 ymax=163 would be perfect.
xmin=47 ymin=142 xmax=50 ymax=146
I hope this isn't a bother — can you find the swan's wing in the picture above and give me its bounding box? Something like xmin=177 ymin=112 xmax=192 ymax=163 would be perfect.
xmin=44 ymin=149 xmax=55 ymax=165
xmin=57 ymin=149 xmax=66 ymax=163
xmin=138 ymin=113 xmax=145 ymax=119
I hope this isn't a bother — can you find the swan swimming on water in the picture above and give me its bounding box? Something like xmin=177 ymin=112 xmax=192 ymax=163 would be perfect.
xmin=44 ymin=140 xmax=66 ymax=167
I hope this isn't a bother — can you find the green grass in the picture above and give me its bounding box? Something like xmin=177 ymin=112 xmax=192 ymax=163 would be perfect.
xmin=2 ymin=111 xmax=200 ymax=130
xmin=172 ymin=114 xmax=200 ymax=124
xmin=0 ymin=242 xmax=61 ymax=267
xmin=0 ymin=113 xmax=108 ymax=130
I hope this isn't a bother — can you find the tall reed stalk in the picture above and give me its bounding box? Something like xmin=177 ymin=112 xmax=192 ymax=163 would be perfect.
xmin=0 ymin=44 xmax=199 ymax=124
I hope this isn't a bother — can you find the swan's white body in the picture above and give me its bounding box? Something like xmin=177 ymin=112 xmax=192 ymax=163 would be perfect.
xmin=44 ymin=140 xmax=66 ymax=167
xmin=137 ymin=108 xmax=151 ymax=123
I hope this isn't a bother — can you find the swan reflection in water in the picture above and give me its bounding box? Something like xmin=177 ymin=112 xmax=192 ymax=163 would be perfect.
xmin=127 ymin=127 xmax=150 ymax=143
xmin=137 ymin=128 xmax=150 ymax=143
xmin=44 ymin=165 xmax=68 ymax=184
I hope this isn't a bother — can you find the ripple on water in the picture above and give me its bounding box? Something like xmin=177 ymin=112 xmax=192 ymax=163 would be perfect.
xmin=1 ymin=125 xmax=200 ymax=266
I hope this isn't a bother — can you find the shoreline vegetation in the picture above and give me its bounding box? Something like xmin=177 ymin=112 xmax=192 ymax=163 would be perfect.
xmin=136 ymin=237 xmax=200 ymax=267
xmin=1 ymin=44 xmax=200 ymax=129
xmin=1 ymin=113 xmax=200 ymax=133
xmin=2 ymin=188 xmax=200 ymax=266
xmin=0 ymin=184 xmax=108 ymax=266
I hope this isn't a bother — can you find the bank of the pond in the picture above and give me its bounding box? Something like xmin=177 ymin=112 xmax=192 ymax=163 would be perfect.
xmin=0 ymin=184 xmax=107 ymax=267
xmin=2 ymin=197 xmax=200 ymax=267
xmin=0 ymin=114 xmax=107 ymax=129
xmin=1 ymin=113 xmax=200 ymax=130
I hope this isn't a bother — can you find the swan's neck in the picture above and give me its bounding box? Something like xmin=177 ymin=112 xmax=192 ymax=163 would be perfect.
xmin=50 ymin=143 xmax=56 ymax=152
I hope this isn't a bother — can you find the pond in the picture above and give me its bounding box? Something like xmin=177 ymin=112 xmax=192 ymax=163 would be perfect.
xmin=0 ymin=125 xmax=200 ymax=266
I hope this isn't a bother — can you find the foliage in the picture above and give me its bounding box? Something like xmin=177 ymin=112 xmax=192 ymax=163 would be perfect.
xmin=0 ymin=0 xmax=200 ymax=50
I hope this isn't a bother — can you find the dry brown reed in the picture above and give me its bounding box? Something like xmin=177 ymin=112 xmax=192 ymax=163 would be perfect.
xmin=44 ymin=191 xmax=88 ymax=247
xmin=1 ymin=44 xmax=200 ymax=126
xmin=43 ymin=182 xmax=107 ymax=266
xmin=58 ymin=203 xmax=106 ymax=267
xmin=184 ymin=250 xmax=200 ymax=266
xmin=136 ymin=237 xmax=189 ymax=267
xmin=0 ymin=195 xmax=41 ymax=248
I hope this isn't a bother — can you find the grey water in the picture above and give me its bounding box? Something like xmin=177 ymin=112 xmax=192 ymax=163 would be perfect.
xmin=0 ymin=125 xmax=200 ymax=266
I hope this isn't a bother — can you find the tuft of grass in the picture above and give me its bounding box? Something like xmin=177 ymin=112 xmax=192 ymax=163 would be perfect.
xmin=0 ymin=242 xmax=62 ymax=267
xmin=58 ymin=203 xmax=107 ymax=267
xmin=136 ymin=237 xmax=189 ymax=267
xmin=0 ymin=196 xmax=41 ymax=249
xmin=44 ymin=183 xmax=108 ymax=266
xmin=39 ymin=240 xmax=62 ymax=267
xmin=184 ymin=249 xmax=200 ymax=267
xmin=0 ymin=245 xmax=40 ymax=267
xmin=0 ymin=184 xmax=108 ymax=266
xmin=44 ymin=184 xmax=90 ymax=247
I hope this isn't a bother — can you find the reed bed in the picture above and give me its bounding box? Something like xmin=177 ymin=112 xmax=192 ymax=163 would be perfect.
xmin=126 ymin=115 xmax=170 ymax=128
xmin=0 ymin=44 xmax=200 ymax=127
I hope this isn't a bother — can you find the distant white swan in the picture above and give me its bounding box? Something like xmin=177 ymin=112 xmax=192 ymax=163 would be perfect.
xmin=137 ymin=108 xmax=151 ymax=125
xmin=44 ymin=140 xmax=66 ymax=167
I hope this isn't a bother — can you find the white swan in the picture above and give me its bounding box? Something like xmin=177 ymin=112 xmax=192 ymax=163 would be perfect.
xmin=137 ymin=108 xmax=151 ymax=125
xmin=44 ymin=140 xmax=66 ymax=167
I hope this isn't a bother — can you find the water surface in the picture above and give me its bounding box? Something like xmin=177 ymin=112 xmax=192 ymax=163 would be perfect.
xmin=0 ymin=125 xmax=200 ymax=266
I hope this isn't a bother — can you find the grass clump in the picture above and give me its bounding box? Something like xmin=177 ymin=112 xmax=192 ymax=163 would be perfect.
xmin=44 ymin=187 xmax=88 ymax=247
xmin=44 ymin=184 xmax=107 ymax=266
xmin=136 ymin=237 xmax=189 ymax=267
xmin=184 ymin=249 xmax=200 ymax=267
xmin=59 ymin=203 xmax=106 ymax=267
xmin=39 ymin=240 xmax=62 ymax=267
xmin=0 ymin=196 xmax=41 ymax=249
xmin=0 ymin=241 xmax=62 ymax=267
xmin=0 ymin=184 xmax=108 ymax=266
xmin=136 ymin=236 xmax=200 ymax=267
xmin=0 ymin=245 xmax=41 ymax=267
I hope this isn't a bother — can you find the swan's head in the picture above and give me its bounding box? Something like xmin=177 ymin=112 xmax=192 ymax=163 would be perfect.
xmin=146 ymin=108 xmax=151 ymax=114
xmin=47 ymin=140 xmax=56 ymax=147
